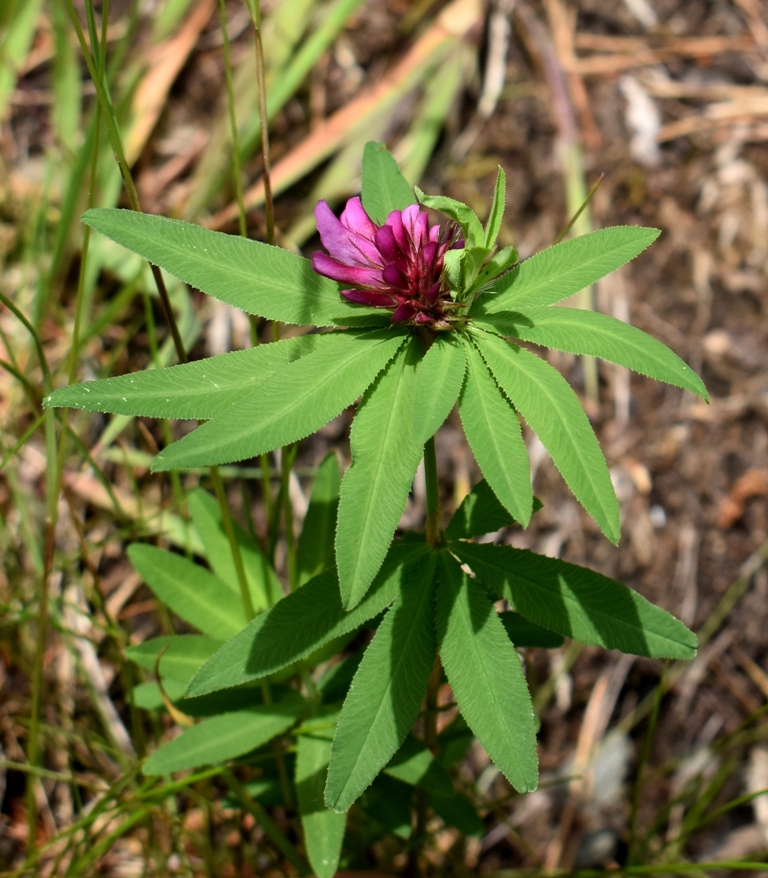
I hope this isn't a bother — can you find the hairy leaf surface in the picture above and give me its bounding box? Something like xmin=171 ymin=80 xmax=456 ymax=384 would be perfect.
xmin=153 ymin=330 xmax=405 ymax=471
xmin=436 ymin=554 xmax=538 ymax=793
xmin=458 ymin=340 xmax=532 ymax=527
xmin=336 ymin=338 xmax=424 ymax=609
xmin=82 ymin=208 xmax=385 ymax=326
xmin=476 ymin=332 xmax=620 ymax=542
xmin=454 ymin=542 xmax=698 ymax=658
xmin=325 ymin=554 xmax=437 ymax=812
xmin=186 ymin=542 xmax=430 ymax=696
xmin=361 ymin=141 xmax=416 ymax=224
xmin=412 ymin=334 xmax=465 ymax=446
xmin=474 ymin=305 xmax=709 ymax=400
xmin=444 ymin=480 xmax=541 ymax=541
xmin=473 ymin=226 xmax=660 ymax=313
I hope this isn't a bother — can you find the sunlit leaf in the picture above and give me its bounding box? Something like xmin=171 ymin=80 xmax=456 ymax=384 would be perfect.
xmin=361 ymin=141 xmax=416 ymax=224
xmin=412 ymin=334 xmax=465 ymax=446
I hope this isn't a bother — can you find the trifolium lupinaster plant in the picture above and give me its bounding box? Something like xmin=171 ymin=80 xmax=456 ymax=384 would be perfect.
xmin=47 ymin=142 xmax=708 ymax=870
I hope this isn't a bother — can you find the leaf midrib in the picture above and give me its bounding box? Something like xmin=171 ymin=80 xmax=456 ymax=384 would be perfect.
xmin=449 ymin=576 xmax=530 ymax=786
xmin=477 ymin=337 xmax=616 ymax=538
xmin=462 ymin=546 xmax=694 ymax=651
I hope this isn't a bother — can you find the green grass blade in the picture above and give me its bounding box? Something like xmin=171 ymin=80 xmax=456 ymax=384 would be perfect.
xmin=457 ymin=339 xmax=532 ymax=527
xmin=474 ymin=305 xmax=709 ymax=401
xmin=128 ymin=544 xmax=247 ymax=640
xmin=188 ymin=488 xmax=282 ymax=612
xmin=82 ymin=208 xmax=385 ymax=326
xmin=454 ymin=542 xmax=698 ymax=659
xmin=436 ymin=553 xmax=538 ymax=793
xmin=336 ymin=337 xmax=424 ymax=609
xmin=325 ymin=554 xmax=438 ymax=811
xmin=46 ymin=333 xmax=324 ymax=419
xmin=153 ymin=331 xmax=406 ymax=471
xmin=186 ymin=542 xmax=430 ymax=696
xmin=412 ymin=334 xmax=465 ymax=446
xmin=296 ymin=713 xmax=346 ymax=878
xmin=473 ymin=226 xmax=660 ymax=312
xmin=475 ymin=331 xmax=620 ymax=542
xmin=361 ymin=141 xmax=417 ymax=224
xmin=296 ymin=452 xmax=341 ymax=587
xmin=143 ymin=696 xmax=306 ymax=775
xmin=125 ymin=635 xmax=224 ymax=683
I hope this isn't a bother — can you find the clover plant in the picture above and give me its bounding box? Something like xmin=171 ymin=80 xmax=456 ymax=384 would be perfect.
xmin=46 ymin=142 xmax=707 ymax=877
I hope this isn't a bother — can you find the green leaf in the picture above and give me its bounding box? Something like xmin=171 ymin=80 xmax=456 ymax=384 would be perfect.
xmin=361 ymin=141 xmax=417 ymax=224
xmin=325 ymin=554 xmax=438 ymax=812
xmin=133 ymin=680 xmax=187 ymax=711
xmin=360 ymin=776 xmax=412 ymax=839
xmin=445 ymin=480 xmax=541 ymax=541
xmin=435 ymin=554 xmax=538 ymax=793
xmin=472 ymin=244 xmax=519 ymax=291
xmin=415 ymin=188 xmax=484 ymax=247
xmin=454 ymin=542 xmax=698 ymax=659
xmin=188 ymin=489 xmax=282 ymax=612
xmin=336 ymin=337 xmax=424 ymax=609
xmin=186 ymin=541 xmax=430 ymax=697
xmin=44 ymin=329 xmax=324 ymax=419
xmin=430 ymin=790 xmax=484 ymax=836
xmin=412 ymin=334 xmax=466 ymax=446
xmin=82 ymin=208 xmax=385 ymax=327
xmin=125 ymin=635 xmax=224 ymax=683
xmin=473 ymin=226 xmax=660 ymax=313
xmin=475 ymin=331 xmax=620 ymax=542
xmin=473 ymin=305 xmax=709 ymax=401
xmin=153 ymin=330 xmax=406 ymax=471
xmin=484 ymin=166 xmax=506 ymax=249
xmin=128 ymin=544 xmax=246 ymax=640
xmin=384 ymin=736 xmax=453 ymax=796
xmin=296 ymin=712 xmax=346 ymax=878
xmin=458 ymin=340 xmax=532 ymax=528
xmin=296 ymin=452 xmax=341 ymax=587
xmin=499 ymin=612 xmax=564 ymax=649
xmin=143 ymin=695 xmax=306 ymax=775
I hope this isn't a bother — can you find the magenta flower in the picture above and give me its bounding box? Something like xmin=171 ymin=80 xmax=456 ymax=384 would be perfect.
xmin=312 ymin=197 xmax=459 ymax=328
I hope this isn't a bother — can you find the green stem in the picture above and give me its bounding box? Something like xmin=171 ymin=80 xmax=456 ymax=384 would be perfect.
xmin=222 ymin=770 xmax=308 ymax=874
xmin=424 ymin=436 xmax=441 ymax=546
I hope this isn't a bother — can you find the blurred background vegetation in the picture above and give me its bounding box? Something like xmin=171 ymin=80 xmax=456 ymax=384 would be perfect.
xmin=1 ymin=0 xmax=768 ymax=874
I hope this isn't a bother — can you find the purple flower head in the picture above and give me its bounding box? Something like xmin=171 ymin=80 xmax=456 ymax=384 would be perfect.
xmin=312 ymin=197 xmax=460 ymax=329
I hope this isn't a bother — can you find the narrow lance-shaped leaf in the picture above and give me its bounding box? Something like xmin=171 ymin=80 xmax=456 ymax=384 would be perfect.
xmin=128 ymin=544 xmax=246 ymax=640
xmin=475 ymin=331 xmax=620 ymax=543
xmin=454 ymin=542 xmax=698 ymax=659
xmin=296 ymin=452 xmax=342 ymax=587
xmin=296 ymin=711 xmax=346 ymax=878
xmin=444 ymin=479 xmax=541 ymax=541
xmin=125 ymin=635 xmax=224 ymax=684
xmin=361 ymin=141 xmax=417 ymax=224
xmin=336 ymin=337 xmax=424 ymax=609
xmin=412 ymin=334 xmax=466 ymax=446
xmin=143 ymin=695 xmax=306 ymax=775
xmin=325 ymin=552 xmax=438 ymax=812
xmin=82 ymin=208 xmax=386 ymax=327
xmin=153 ymin=330 xmax=406 ymax=472
xmin=484 ymin=166 xmax=506 ymax=249
xmin=384 ymin=736 xmax=453 ymax=796
xmin=435 ymin=553 xmax=538 ymax=793
xmin=415 ymin=188 xmax=484 ymax=247
xmin=472 ymin=226 xmax=660 ymax=313
xmin=44 ymin=333 xmax=326 ymax=420
xmin=458 ymin=338 xmax=532 ymax=527
xmin=188 ymin=488 xmax=282 ymax=611
xmin=186 ymin=541 xmax=431 ymax=697
xmin=473 ymin=305 xmax=709 ymax=401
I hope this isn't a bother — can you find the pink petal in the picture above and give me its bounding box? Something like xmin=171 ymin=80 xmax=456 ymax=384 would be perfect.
xmin=312 ymin=252 xmax=384 ymax=288
xmin=382 ymin=263 xmax=409 ymax=291
xmin=314 ymin=200 xmax=382 ymax=267
xmin=340 ymin=197 xmax=379 ymax=240
xmin=374 ymin=224 xmax=401 ymax=262
xmin=385 ymin=210 xmax=408 ymax=252
xmin=341 ymin=289 xmax=398 ymax=307
xmin=391 ymin=301 xmax=418 ymax=323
